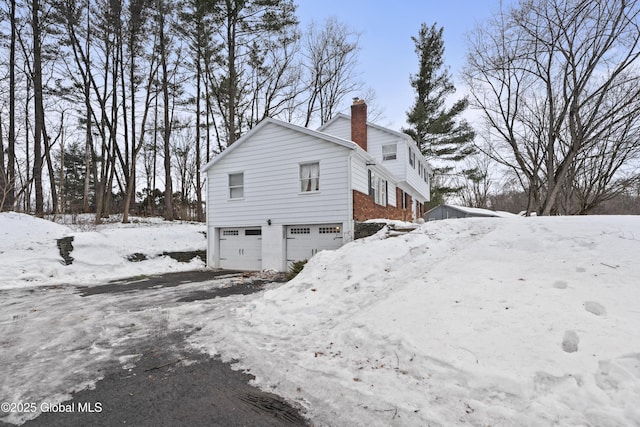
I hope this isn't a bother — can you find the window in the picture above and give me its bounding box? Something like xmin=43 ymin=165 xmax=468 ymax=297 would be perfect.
xmin=245 ymin=229 xmax=261 ymax=236
xmin=300 ymin=162 xmax=320 ymax=192
xmin=319 ymin=226 xmax=341 ymax=234
xmin=228 ymin=173 xmax=244 ymax=199
xmin=222 ymin=230 xmax=239 ymax=236
xmin=401 ymin=191 xmax=410 ymax=209
xmin=368 ymin=170 xmax=387 ymax=206
xmin=290 ymin=227 xmax=310 ymax=234
xmin=409 ymin=150 xmax=416 ymax=168
xmin=382 ymin=144 xmax=397 ymax=161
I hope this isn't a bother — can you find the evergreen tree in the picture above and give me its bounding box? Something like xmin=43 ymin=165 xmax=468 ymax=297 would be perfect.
xmin=54 ymin=142 xmax=95 ymax=213
xmin=403 ymin=23 xmax=476 ymax=208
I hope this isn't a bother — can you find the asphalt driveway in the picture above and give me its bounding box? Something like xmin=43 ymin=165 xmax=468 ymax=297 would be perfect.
xmin=1 ymin=270 xmax=306 ymax=427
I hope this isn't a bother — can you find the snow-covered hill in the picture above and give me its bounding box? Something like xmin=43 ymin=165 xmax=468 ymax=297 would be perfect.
xmin=0 ymin=213 xmax=206 ymax=289
xmin=189 ymin=215 xmax=640 ymax=426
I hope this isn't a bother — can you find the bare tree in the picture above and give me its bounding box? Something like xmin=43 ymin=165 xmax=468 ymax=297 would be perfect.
xmin=302 ymin=17 xmax=362 ymax=127
xmin=465 ymin=0 xmax=640 ymax=215
xmin=4 ymin=0 xmax=18 ymax=211
xmin=457 ymin=153 xmax=495 ymax=209
xmin=211 ymin=0 xmax=297 ymax=146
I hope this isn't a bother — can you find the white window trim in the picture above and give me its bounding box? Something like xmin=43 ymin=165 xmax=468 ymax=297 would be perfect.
xmin=369 ymin=169 xmax=388 ymax=206
xmin=299 ymin=161 xmax=320 ymax=193
xmin=228 ymin=172 xmax=244 ymax=200
xmin=382 ymin=144 xmax=397 ymax=161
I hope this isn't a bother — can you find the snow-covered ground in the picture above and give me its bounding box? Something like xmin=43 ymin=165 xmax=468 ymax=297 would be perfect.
xmin=0 ymin=213 xmax=207 ymax=289
xmin=1 ymin=212 xmax=639 ymax=426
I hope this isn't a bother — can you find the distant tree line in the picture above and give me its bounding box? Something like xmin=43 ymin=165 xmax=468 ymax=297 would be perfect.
xmin=0 ymin=0 xmax=367 ymax=222
xmin=3 ymin=0 xmax=638 ymax=222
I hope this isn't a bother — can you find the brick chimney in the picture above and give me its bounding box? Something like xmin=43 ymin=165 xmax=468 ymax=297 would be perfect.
xmin=351 ymin=98 xmax=367 ymax=151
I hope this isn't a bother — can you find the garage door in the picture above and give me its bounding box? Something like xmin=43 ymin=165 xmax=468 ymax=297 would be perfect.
xmin=286 ymin=224 xmax=343 ymax=266
xmin=219 ymin=227 xmax=262 ymax=270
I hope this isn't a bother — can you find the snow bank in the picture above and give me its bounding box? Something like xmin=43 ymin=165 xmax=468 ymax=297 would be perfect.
xmin=188 ymin=216 xmax=640 ymax=426
xmin=0 ymin=213 xmax=206 ymax=289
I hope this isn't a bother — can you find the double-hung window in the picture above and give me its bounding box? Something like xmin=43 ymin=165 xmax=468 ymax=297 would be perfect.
xmin=228 ymin=172 xmax=244 ymax=199
xmin=409 ymin=150 xmax=416 ymax=168
xmin=382 ymin=144 xmax=397 ymax=161
xmin=300 ymin=162 xmax=320 ymax=192
xmin=368 ymin=170 xmax=387 ymax=206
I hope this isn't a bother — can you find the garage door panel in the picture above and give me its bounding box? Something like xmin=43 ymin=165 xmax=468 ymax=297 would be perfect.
xmin=219 ymin=227 xmax=262 ymax=270
xmin=286 ymin=223 xmax=343 ymax=266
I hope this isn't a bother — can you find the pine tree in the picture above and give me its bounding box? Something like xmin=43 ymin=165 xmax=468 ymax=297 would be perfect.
xmin=403 ymin=23 xmax=476 ymax=208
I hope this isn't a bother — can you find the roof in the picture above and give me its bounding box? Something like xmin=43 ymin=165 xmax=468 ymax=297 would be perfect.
xmin=319 ymin=113 xmax=417 ymax=144
xmin=427 ymin=204 xmax=518 ymax=218
xmin=202 ymin=117 xmax=358 ymax=172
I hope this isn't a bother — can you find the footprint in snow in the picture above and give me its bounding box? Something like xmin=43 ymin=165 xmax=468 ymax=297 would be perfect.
xmin=553 ymin=280 xmax=568 ymax=289
xmin=562 ymin=330 xmax=579 ymax=353
xmin=584 ymin=301 xmax=606 ymax=316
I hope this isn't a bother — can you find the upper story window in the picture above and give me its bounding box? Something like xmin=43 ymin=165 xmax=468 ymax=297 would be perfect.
xmin=228 ymin=173 xmax=244 ymax=199
xmin=382 ymin=144 xmax=397 ymax=161
xmin=300 ymin=162 xmax=320 ymax=192
xmin=409 ymin=150 xmax=416 ymax=168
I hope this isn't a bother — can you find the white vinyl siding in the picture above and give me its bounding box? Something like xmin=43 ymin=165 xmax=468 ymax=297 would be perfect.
xmin=207 ymin=122 xmax=352 ymax=226
xmin=350 ymin=154 xmax=396 ymax=207
xmin=322 ymin=115 xmax=430 ymax=204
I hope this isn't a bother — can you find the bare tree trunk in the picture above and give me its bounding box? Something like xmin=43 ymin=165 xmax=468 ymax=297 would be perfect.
xmin=43 ymin=123 xmax=59 ymax=214
xmin=32 ymin=0 xmax=44 ymax=216
xmin=0 ymin=116 xmax=6 ymax=210
xmin=83 ymin=11 xmax=93 ymax=213
xmin=123 ymin=53 xmax=159 ymax=223
xmin=6 ymin=0 xmax=17 ymax=210
xmin=159 ymin=6 xmax=173 ymax=220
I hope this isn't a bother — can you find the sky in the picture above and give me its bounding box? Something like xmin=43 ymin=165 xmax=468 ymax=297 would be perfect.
xmin=295 ymin=0 xmax=510 ymax=130
xmin=2 ymin=212 xmax=639 ymax=425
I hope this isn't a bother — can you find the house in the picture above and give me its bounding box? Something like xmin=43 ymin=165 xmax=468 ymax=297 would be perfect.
xmin=425 ymin=204 xmax=517 ymax=221
xmin=202 ymin=100 xmax=431 ymax=271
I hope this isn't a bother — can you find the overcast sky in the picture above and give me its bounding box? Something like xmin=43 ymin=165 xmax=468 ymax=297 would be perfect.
xmin=295 ymin=0 xmax=511 ymax=130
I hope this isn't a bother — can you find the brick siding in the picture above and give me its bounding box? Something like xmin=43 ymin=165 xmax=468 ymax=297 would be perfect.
xmin=353 ymin=190 xmax=413 ymax=221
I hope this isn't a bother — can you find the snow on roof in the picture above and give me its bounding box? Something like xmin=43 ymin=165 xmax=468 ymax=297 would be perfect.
xmin=446 ymin=204 xmax=520 ymax=218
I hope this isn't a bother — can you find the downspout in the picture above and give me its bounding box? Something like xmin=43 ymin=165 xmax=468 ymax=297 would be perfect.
xmin=347 ymin=150 xmax=355 ymax=242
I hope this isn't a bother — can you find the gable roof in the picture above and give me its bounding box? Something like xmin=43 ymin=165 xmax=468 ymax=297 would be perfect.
xmin=319 ymin=113 xmax=417 ymax=144
xmin=202 ymin=117 xmax=357 ymax=172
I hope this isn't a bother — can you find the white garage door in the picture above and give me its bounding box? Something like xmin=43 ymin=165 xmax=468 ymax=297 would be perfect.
xmin=286 ymin=224 xmax=343 ymax=266
xmin=219 ymin=227 xmax=262 ymax=270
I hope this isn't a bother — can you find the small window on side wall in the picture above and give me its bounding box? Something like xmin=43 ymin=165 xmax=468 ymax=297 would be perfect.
xmin=229 ymin=172 xmax=244 ymax=199
xmin=382 ymin=144 xmax=397 ymax=161
xmin=300 ymin=162 xmax=320 ymax=192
